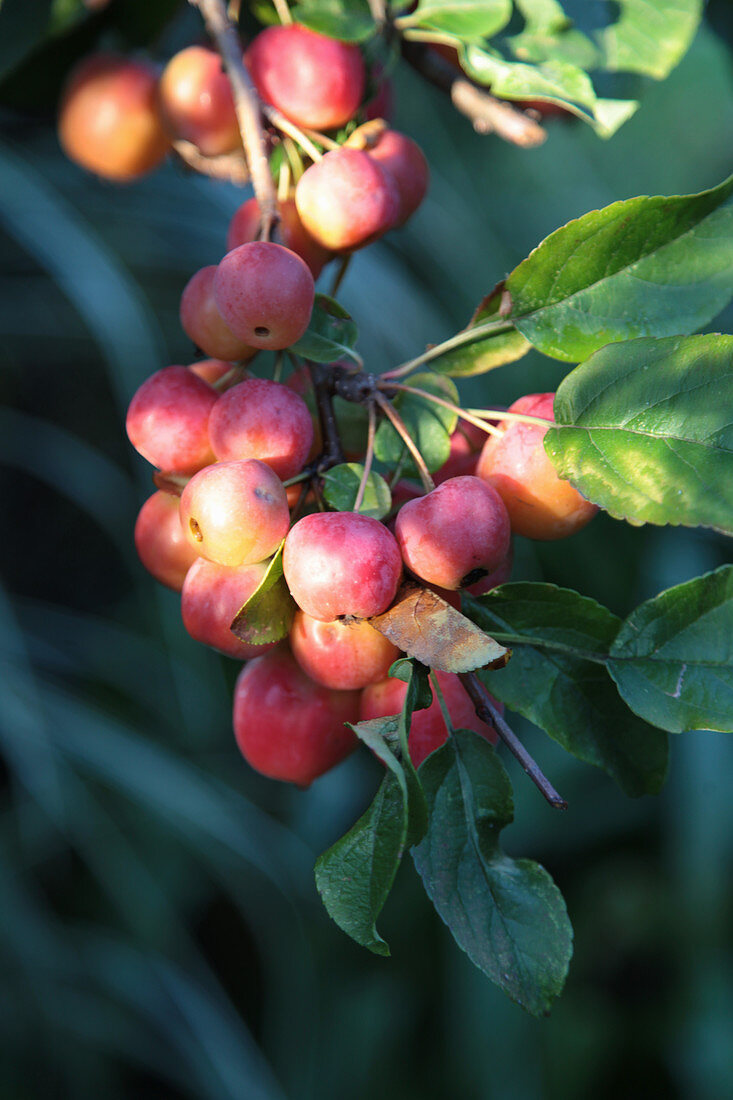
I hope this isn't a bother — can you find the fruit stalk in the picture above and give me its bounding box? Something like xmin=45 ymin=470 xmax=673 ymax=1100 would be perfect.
xmin=190 ymin=0 xmax=277 ymax=234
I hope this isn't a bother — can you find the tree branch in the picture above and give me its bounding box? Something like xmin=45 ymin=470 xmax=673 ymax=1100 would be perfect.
xmin=402 ymin=41 xmax=547 ymax=149
xmin=308 ymin=361 xmax=345 ymax=467
xmin=190 ymin=0 xmax=277 ymax=236
xmin=460 ymin=672 xmax=568 ymax=809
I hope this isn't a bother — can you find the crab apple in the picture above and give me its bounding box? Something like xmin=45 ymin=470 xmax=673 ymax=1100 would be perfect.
xmin=360 ymin=669 xmax=500 ymax=769
xmin=158 ymin=45 xmax=240 ymax=157
xmin=367 ymin=130 xmax=429 ymax=226
xmin=213 ymin=242 xmax=315 ymax=350
xmin=181 ymin=557 xmax=276 ymax=659
xmin=180 ymin=459 xmax=289 ymax=566
xmin=180 ymin=266 xmax=257 ymax=362
xmin=226 ymin=197 xmax=333 ymax=280
xmin=208 ymin=377 xmax=314 ymax=480
xmin=233 ymin=648 xmax=360 ymax=785
xmin=476 ymin=393 xmax=598 ymax=540
xmin=283 ymin=512 xmax=402 ymax=621
xmin=58 ymin=53 xmax=169 ymax=181
xmin=126 ymin=365 xmax=217 ymax=474
xmin=188 ymin=358 xmax=233 ymax=385
xmin=134 ymin=490 xmax=198 ymax=590
xmin=395 ymin=476 xmax=511 ymax=590
xmin=295 ymin=148 xmax=400 ymax=252
xmin=244 ymin=25 xmax=365 ymax=131
xmin=290 ymin=611 xmax=400 ymax=691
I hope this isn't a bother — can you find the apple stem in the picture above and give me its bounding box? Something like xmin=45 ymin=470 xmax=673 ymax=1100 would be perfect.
xmin=381 ymin=317 xmax=515 ymax=379
xmin=330 ymin=253 xmax=352 ymax=297
xmin=172 ymin=138 xmax=250 ymax=183
xmin=381 ymin=382 xmax=504 ymax=437
xmin=460 ymin=672 xmax=568 ymax=810
xmin=374 ymin=393 xmax=435 ymax=493
xmin=190 ymin=0 xmax=278 ymax=237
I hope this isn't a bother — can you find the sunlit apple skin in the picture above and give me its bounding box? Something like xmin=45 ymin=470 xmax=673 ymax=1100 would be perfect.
xmin=360 ymin=669 xmax=500 ymax=768
xmin=476 ymin=393 xmax=599 ymax=540
xmin=58 ymin=53 xmax=169 ymax=181
xmin=158 ymin=45 xmax=240 ymax=157
xmin=181 ymin=557 xmax=276 ymax=659
xmin=244 ymin=25 xmax=365 ymax=130
xmin=214 ymin=242 xmax=315 ymax=350
xmin=180 ymin=266 xmax=257 ymax=362
xmin=188 ymin=358 xmax=233 ymax=385
xmin=395 ymin=476 xmax=511 ymax=590
xmin=367 ymin=130 xmax=429 ymax=226
xmin=233 ymin=648 xmax=360 ymax=785
xmin=134 ymin=490 xmax=198 ymax=591
xmin=208 ymin=377 xmax=314 ymax=480
xmin=180 ymin=459 xmax=289 ymax=566
xmin=295 ymin=148 xmax=400 ymax=252
xmin=226 ymin=197 xmax=333 ymax=280
xmin=290 ymin=611 xmax=400 ymax=690
xmin=126 ymin=365 xmax=217 ymax=474
xmin=283 ymin=512 xmax=402 ymax=621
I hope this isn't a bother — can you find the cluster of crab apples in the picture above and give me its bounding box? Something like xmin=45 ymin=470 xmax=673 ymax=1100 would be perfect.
xmin=60 ymin=17 xmax=597 ymax=785
xmin=128 ymin=349 xmax=597 ymax=786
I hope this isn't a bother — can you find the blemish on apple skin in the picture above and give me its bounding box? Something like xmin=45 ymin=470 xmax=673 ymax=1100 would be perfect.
xmin=254 ymin=487 xmax=273 ymax=501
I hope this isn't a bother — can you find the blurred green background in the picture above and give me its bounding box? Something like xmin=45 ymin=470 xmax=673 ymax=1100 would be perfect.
xmin=1 ymin=2 xmax=732 ymax=1097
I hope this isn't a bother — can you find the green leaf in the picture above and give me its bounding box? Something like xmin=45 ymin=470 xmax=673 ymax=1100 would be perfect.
xmin=321 ymin=462 xmax=391 ymax=519
xmin=546 ymin=334 xmax=733 ymax=534
xmin=608 ymin=566 xmax=733 ymax=733
xmin=413 ymin=731 xmax=573 ymax=1015
xmin=600 ymin=0 xmax=703 ymax=80
xmin=506 ymin=175 xmax=733 ymax=362
xmin=294 ymin=0 xmax=376 ymax=42
xmin=507 ymin=0 xmax=600 ymax=70
xmin=396 ymin=661 xmax=430 ymax=846
xmin=374 ymin=372 xmax=459 ymax=474
xmin=427 ymin=283 xmax=531 ymax=377
xmin=230 ymin=542 xmax=295 ymax=646
xmin=290 ymin=295 xmax=360 ymax=364
xmin=399 ymin=0 xmax=511 ymax=38
xmin=463 ymin=585 xmax=669 ymax=796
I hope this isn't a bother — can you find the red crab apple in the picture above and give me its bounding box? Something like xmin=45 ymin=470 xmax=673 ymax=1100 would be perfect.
xmin=233 ymin=648 xmax=360 ymax=785
xmin=214 ymin=242 xmax=315 ymax=350
xmin=181 ymin=557 xmax=276 ymax=659
xmin=290 ymin=611 xmax=400 ymax=690
xmin=295 ymin=148 xmax=400 ymax=252
xmin=180 ymin=459 xmax=289 ymax=566
xmin=134 ymin=490 xmax=198 ymax=591
xmin=208 ymin=377 xmax=314 ymax=480
xmin=58 ymin=53 xmax=169 ymax=181
xmin=158 ymin=45 xmax=240 ymax=156
xmin=360 ymin=669 xmax=501 ymax=768
xmin=226 ymin=197 xmax=333 ymax=280
xmin=283 ymin=512 xmax=402 ymax=621
xmin=476 ymin=392 xmax=598 ymax=540
xmin=180 ymin=266 xmax=257 ymax=362
xmin=367 ymin=130 xmax=429 ymax=225
xmin=245 ymin=25 xmax=365 ymax=130
xmin=126 ymin=365 xmax=217 ymax=475
xmin=394 ymin=475 xmax=511 ymax=590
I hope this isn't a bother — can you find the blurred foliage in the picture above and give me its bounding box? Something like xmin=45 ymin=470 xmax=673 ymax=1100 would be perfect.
xmin=0 ymin=3 xmax=732 ymax=1098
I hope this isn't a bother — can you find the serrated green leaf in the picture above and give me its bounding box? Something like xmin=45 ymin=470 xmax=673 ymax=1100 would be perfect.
xmin=600 ymin=0 xmax=703 ymax=80
xmin=230 ymin=542 xmax=295 ymax=645
xmin=608 ymin=566 xmax=733 ymax=733
xmin=413 ymin=731 xmax=573 ymax=1015
xmin=399 ymin=0 xmax=511 ymax=38
xmin=463 ymin=585 xmax=669 ymax=796
xmin=321 ymin=462 xmax=391 ymax=519
xmin=546 ymin=334 xmax=733 ymax=534
xmin=374 ymin=372 xmax=459 ymax=473
xmin=294 ymin=0 xmax=375 ymax=42
xmin=290 ymin=295 xmax=360 ymax=364
xmin=506 ymin=175 xmax=733 ymax=362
